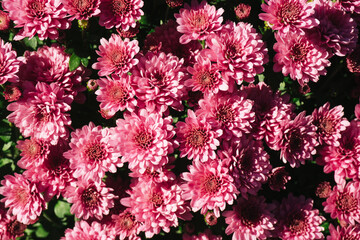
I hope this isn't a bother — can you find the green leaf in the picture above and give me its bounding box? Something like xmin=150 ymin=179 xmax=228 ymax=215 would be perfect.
xmin=35 ymin=225 xmax=49 ymax=238
xmin=69 ymin=53 xmax=81 ymax=72
xmin=23 ymin=37 xmax=38 ymax=50
xmin=54 ymin=200 xmax=71 ymax=219
xmin=81 ymin=57 xmax=89 ymax=67
xmin=2 ymin=141 xmax=12 ymax=152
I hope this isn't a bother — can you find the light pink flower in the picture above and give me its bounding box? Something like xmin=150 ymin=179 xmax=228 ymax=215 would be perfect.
xmin=259 ymin=0 xmax=319 ymax=34
xmin=61 ymin=220 xmax=113 ymax=240
xmin=176 ymin=109 xmax=222 ymax=162
xmin=327 ymin=224 xmax=360 ymax=240
xmin=16 ymin=138 xmax=50 ymax=169
xmin=273 ymin=31 xmax=330 ymax=86
xmin=174 ymin=0 xmax=224 ymax=44
xmin=111 ymin=209 xmax=141 ymax=240
xmin=2 ymin=0 xmax=70 ymax=40
xmin=181 ymin=159 xmax=238 ymax=217
xmin=98 ymin=0 xmax=144 ymax=31
xmin=61 ymin=0 xmax=100 ymax=20
xmin=92 ymin=34 xmax=140 ymax=76
xmin=224 ymin=195 xmax=276 ymax=240
xmin=0 ymin=39 xmax=20 ymax=84
xmin=95 ymin=73 xmax=137 ymax=117
xmin=7 ymin=82 xmax=72 ymax=145
xmin=0 ymin=173 xmax=46 ymax=224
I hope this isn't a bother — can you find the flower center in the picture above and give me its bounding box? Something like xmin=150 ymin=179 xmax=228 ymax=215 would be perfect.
xmin=134 ymin=131 xmax=153 ymax=149
xmin=28 ymin=0 xmax=45 ymax=18
xmin=216 ymin=105 xmax=235 ymax=123
xmin=226 ymin=42 xmax=242 ymax=59
xmin=288 ymin=131 xmax=302 ymax=152
xmin=85 ymin=143 xmax=105 ymax=162
xmin=81 ymin=186 xmax=100 ymax=208
xmin=72 ymin=0 xmax=93 ymax=13
xmin=108 ymin=84 xmax=129 ymax=104
xmin=117 ymin=212 xmax=136 ymax=230
xmin=277 ymin=2 xmax=301 ymax=24
xmin=196 ymin=70 xmax=216 ymax=89
xmin=8 ymin=220 xmax=27 ymax=237
xmin=201 ymin=174 xmax=220 ymax=194
xmin=189 ymin=11 xmax=209 ymax=31
xmin=336 ymin=192 xmax=358 ymax=213
xmin=186 ymin=128 xmax=208 ymax=148
xmin=35 ymin=106 xmax=51 ymax=122
xmin=286 ymin=211 xmax=307 ymax=234
xmin=239 ymin=149 xmax=254 ymax=172
xmin=150 ymin=71 xmax=167 ymax=88
xmin=14 ymin=187 xmax=30 ymax=205
xmin=319 ymin=118 xmax=335 ymax=135
xmin=23 ymin=140 xmax=41 ymax=159
xmin=150 ymin=192 xmax=163 ymax=207
xmin=108 ymin=48 xmax=127 ymax=67
xmin=238 ymin=201 xmax=262 ymax=227
xmin=112 ymin=0 xmax=131 ymax=16
xmin=290 ymin=42 xmax=309 ymax=62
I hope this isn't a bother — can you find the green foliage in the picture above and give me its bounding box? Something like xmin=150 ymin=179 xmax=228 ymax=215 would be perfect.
xmin=69 ymin=53 xmax=81 ymax=71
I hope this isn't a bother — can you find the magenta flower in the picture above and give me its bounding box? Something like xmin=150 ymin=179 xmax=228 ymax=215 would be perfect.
xmin=92 ymin=34 xmax=140 ymax=77
xmin=95 ymin=73 xmax=137 ymax=117
xmin=259 ymin=0 xmax=319 ymax=34
xmin=183 ymin=229 xmax=222 ymax=240
xmin=224 ymin=195 xmax=276 ymax=240
xmin=2 ymin=0 xmax=70 ymax=40
xmin=336 ymin=0 xmax=360 ymax=13
xmin=7 ymin=82 xmax=72 ymax=145
xmin=273 ymin=31 xmax=331 ymax=86
xmin=63 ymin=122 xmax=122 ymax=182
xmin=98 ymin=0 xmax=144 ymax=31
xmin=234 ymin=3 xmax=251 ymax=20
xmin=174 ymin=0 xmax=224 ymax=44
xmin=268 ymin=166 xmax=291 ymax=192
xmin=0 ymin=39 xmax=21 ymax=85
xmin=61 ymin=220 xmax=113 ymax=240
xmin=61 ymin=0 xmax=100 ymax=20
xmin=176 ymin=109 xmax=222 ymax=162
xmin=0 ymin=173 xmax=46 ymax=224
xmin=327 ymin=224 xmax=360 ymax=240
xmin=346 ymin=45 xmax=360 ymax=73
xmin=16 ymin=138 xmax=50 ymax=169
xmin=323 ymin=181 xmax=360 ymax=225
xmin=0 ymin=214 xmax=27 ymax=240
xmin=181 ymin=159 xmax=238 ymax=217
xmin=0 ymin=10 xmax=10 ymax=31
xmin=111 ymin=209 xmax=141 ymax=240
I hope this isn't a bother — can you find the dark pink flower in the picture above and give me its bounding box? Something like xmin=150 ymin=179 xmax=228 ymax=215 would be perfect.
xmin=61 ymin=0 xmax=100 ymax=20
xmin=336 ymin=0 xmax=360 ymax=14
xmin=3 ymin=85 xmax=21 ymax=102
xmin=183 ymin=229 xmax=222 ymax=240
xmin=174 ymin=0 xmax=224 ymax=44
xmin=268 ymin=166 xmax=291 ymax=192
xmin=0 ymin=10 xmax=10 ymax=31
xmin=346 ymin=45 xmax=360 ymax=73
xmin=166 ymin=0 xmax=183 ymax=8
xmin=61 ymin=220 xmax=113 ymax=240
xmin=327 ymin=224 xmax=360 ymax=240
xmin=0 ymin=214 xmax=27 ymax=240
xmin=16 ymin=138 xmax=50 ymax=169
xmin=234 ymin=3 xmax=251 ymax=20
xmin=315 ymin=181 xmax=332 ymax=198
xmin=111 ymin=209 xmax=141 ymax=240
xmin=0 ymin=39 xmax=21 ymax=85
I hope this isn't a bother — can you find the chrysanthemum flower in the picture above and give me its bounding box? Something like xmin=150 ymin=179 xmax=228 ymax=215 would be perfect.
xmin=0 ymin=173 xmax=46 ymax=224
xmin=181 ymin=159 xmax=238 ymax=217
xmin=114 ymin=109 xmax=176 ymax=173
xmin=16 ymin=138 xmax=50 ymax=169
xmin=317 ymin=121 xmax=360 ymax=185
xmin=327 ymin=224 xmax=360 ymax=240
xmin=63 ymin=122 xmax=122 ymax=182
xmin=64 ymin=178 xmax=115 ymax=220
xmin=204 ymin=21 xmax=268 ymax=88
xmin=0 ymin=39 xmax=21 ymax=85
xmin=268 ymin=166 xmax=291 ymax=192
xmin=176 ymin=109 xmax=222 ymax=162
xmin=346 ymin=45 xmax=360 ymax=73
xmin=166 ymin=0 xmax=183 ymax=8
xmin=98 ymin=0 xmax=144 ymax=31
xmin=259 ymin=0 xmax=319 ymax=34
xmin=7 ymin=82 xmax=72 ymax=145
xmin=310 ymin=0 xmax=358 ymax=56
xmin=0 ymin=10 xmax=10 ymax=31
xmin=196 ymin=91 xmax=255 ymax=140
xmin=311 ymin=102 xmax=350 ymax=147
xmin=120 ymin=180 xmax=191 ymax=238
xmin=315 ymin=181 xmax=332 ymax=199
xmin=279 ymin=111 xmax=318 ymax=168
xmin=92 ymin=34 xmax=140 ymax=77
xmin=273 ymin=32 xmax=330 ymax=86
xmin=61 ymin=220 xmax=113 ymax=240
xmin=111 ymin=209 xmax=141 ymax=240
xmin=183 ymin=229 xmax=222 ymax=240
xmin=61 ymin=0 xmax=100 ymax=20
xmin=2 ymin=0 xmax=70 ymax=40
xmin=131 ymin=51 xmax=187 ymax=112
xmin=336 ymin=0 xmax=360 ymax=14
xmin=323 ymin=181 xmax=360 ymax=225
xmin=174 ymin=0 xmax=224 ymax=44
xmin=275 ymin=194 xmax=325 ymax=240
xmin=0 ymin=214 xmax=27 ymax=240
xmin=224 ymin=195 xmax=276 ymax=240
xmin=95 ymin=73 xmax=137 ymax=117
xmin=3 ymin=85 xmax=21 ymax=102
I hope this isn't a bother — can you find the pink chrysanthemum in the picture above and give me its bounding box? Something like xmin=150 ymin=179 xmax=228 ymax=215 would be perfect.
xmin=224 ymin=195 xmax=276 ymax=240
xmin=273 ymin=31 xmax=331 ymax=86
xmin=18 ymin=45 xmax=87 ymax=100
xmin=185 ymin=54 xmax=228 ymax=95
xmin=274 ymin=194 xmax=325 ymax=240
xmin=3 ymin=85 xmax=22 ymax=102
xmin=181 ymin=159 xmax=238 ymax=217
xmin=196 ymin=91 xmax=255 ymax=140
xmin=98 ymin=0 xmax=144 ymax=31
xmin=317 ymin=121 xmax=360 ymax=185
xmin=312 ymin=102 xmax=350 ymax=147
xmin=259 ymin=0 xmax=319 ymax=34
xmin=323 ymin=181 xmax=360 ymax=225
xmin=0 ymin=10 xmax=10 ymax=31
xmin=92 ymin=34 xmax=140 ymax=77
xmin=61 ymin=220 xmax=113 ymax=240
xmin=0 ymin=214 xmax=27 ymax=240
xmin=111 ymin=209 xmax=141 ymax=240
xmin=2 ymin=0 xmax=70 ymax=40
xmin=234 ymin=3 xmax=251 ymax=20
xmin=310 ymin=0 xmax=358 ymax=57
xmin=278 ymin=111 xmax=318 ymax=168
xmin=63 ymin=122 xmax=122 ymax=182
xmin=7 ymin=82 xmax=72 ymax=145
xmin=336 ymin=0 xmax=360 ymax=13
xmin=327 ymin=224 xmax=360 ymax=240
xmin=183 ymin=229 xmax=222 ymax=240
xmin=176 ymin=109 xmax=222 ymax=162
xmin=0 ymin=173 xmax=46 ymax=224
xmin=62 ymin=0 xmax=100 ymax=20
xmin=347 ymin=45 xmax=360 ymax=73
xmin=0 ymin=39 xmax=20 ymax=85
xmin=114 ymin=109 xmax=176 ymax=173
xmin=219 ymin=136 xmax=272 ymax=195
xmin=204 ymin=21 xmax=268 ymax=88
xmin=63 ymin=178 xmax=115 ymax=220
xmin=174 ymin=0 xmax=224 ymax=44
xmin=16 ymin=138 xmax=50 ymax=169
xmin=95 ymin=73 xmax=137 ymax=117
xmin=131 ymin=51 xmax=187 ymax=112
xmin=121 ymin=180 xmax=191 ymax=238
